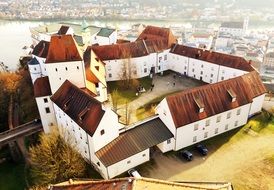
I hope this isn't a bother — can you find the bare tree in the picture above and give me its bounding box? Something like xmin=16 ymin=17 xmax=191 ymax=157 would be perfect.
xmin=125 ymin=101 xmax=132 ymax=125
xmin=118 ymin=51 xmax=137 ymax=89
xmin=111 ymin=89 xmax=119 ymax=112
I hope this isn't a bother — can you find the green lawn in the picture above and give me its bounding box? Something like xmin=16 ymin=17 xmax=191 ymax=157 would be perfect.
xmin=108 ymin=76 xmax=152 ymax=105
xmin=0 ymin=161 xmax=27 ymax=190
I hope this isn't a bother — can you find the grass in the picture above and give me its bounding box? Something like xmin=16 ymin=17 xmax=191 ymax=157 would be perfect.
xmin=0 ymin=161 xmax=27 ymax=190
xmin=108 ymin=76 xmax=152 ymax=105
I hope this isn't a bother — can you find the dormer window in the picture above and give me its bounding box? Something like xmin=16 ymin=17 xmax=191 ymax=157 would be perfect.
xmin=194 ymin=96 xmax=204 ymax=113
xmin=227 ymin=89 xmax=236 ymax=102
xmin=78 ymin=106 xmax=90 ymax=121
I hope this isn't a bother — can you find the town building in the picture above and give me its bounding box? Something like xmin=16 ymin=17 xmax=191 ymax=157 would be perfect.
xmin=29 ymin=22 xmax=117 ymax=50
xmin=28 ymin=25 xmax=266 ymax=179
xmin=219 ymin=19 xmax=248 ymax=37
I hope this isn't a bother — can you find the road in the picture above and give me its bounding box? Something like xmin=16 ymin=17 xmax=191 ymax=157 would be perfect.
xmin=0 ymin=121 xmax=42 ymax=146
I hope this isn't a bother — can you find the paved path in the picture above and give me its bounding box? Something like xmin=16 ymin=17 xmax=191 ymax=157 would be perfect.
xmin=116 ymin=73 xmax=205 ymax=124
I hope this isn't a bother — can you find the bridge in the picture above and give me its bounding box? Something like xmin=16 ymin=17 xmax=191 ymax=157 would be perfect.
xmin=0 ymin=120 xmax=43 ymax=147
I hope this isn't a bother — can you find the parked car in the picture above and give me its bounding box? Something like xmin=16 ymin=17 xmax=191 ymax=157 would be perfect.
xmin=180 ymin=150 xmax=193 ymax=161
xmin=196 ymin=144 xmax=208 ymax=156
xmin=128 ymin=169 xmax=141 ymax=178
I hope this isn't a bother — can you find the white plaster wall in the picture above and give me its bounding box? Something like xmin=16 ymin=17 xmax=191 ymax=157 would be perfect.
xmin=93 ymin=108 xmax=120 ymax=152
xmin=249 ymin=94 xmax=265 ymax=116
xmin=53 ymin=104 xmax=91 ymax=161
xmin=218 ymin=66 xmax=247 ymax=81
xmin=175 ymin=104 xmax=251 ymax=150
xmin=105 ymin=56 xmax=151 ymax=81
xmin=34 ymin=56 xmax=48 ymax=77
xmin=46 ymin=61 xmax=86 ymax=94
xmin=28 ymin=64 xmax=42 ymax=84
xmin=188 ymin=58 xmax=219 ymax=83
xmin=36 ymin=96 xmax=57 ymax=133
xmin=157 ymin=138 xmax=175 ymax=153
xmin=168 ymin=54 xmax=189 ymax=74
xmin=39 ymin=33 xmax=51 ymax=42
xmin=107 ymin=149 xmax=149 ymax=179
xmin=155 ymin=99 xmax=177 ymax=136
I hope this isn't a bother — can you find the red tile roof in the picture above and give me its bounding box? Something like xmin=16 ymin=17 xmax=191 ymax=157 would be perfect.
xmin=170 ymin=44 xmax=254 ymax=72
xmin=33 ymin=76 xmax=52 ymax=97
xmin=51 ymin=80 xmax=105 ymax=136
xmin=91 ymin=38 xmax=170 ymax=61
xmin=137 ymin=25 xmax=177 ymax=48
xmin=32 ymin=40 xmax=50 ymax=58
xmin=91 ymin=40 xmax=149 ymax=61
xmin=96 ymin=118 xmax=173 ymax=166
xmin=166 ymin=71 xmax=266 ymax=128
xmin=46 ymin=35 xmax=82 ymax=63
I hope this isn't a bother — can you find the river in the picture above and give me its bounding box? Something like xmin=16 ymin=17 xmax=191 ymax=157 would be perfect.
xmin=0 ymin=19 xmax=184 ymax=71
xmin=0 ymin=19 xmax=273 ymax=71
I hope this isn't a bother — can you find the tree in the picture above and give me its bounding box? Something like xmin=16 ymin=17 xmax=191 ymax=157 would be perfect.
xmin=118 ymin=51 xmax=137 ymax=90
xmin=29 ymin=128 xmax=87 ymax=186
xmin=111 ymin=89 xmax=120 ymax=112
xmin=125 ymin=101 xmax=132 ymax=125
xmin=0 ymin=71 xmax=22 ymax=94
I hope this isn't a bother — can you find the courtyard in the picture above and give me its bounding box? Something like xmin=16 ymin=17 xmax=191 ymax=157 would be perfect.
xmin=108 ymin=71 xmax=206 ymax=124
xmin=135 ymin=113 xmax=274 ymax=190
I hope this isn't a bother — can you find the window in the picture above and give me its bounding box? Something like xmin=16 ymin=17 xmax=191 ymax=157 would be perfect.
xmin=95 ymin=66 xmax=99 ymax=71
xmin=192 ymin=68 xmax=195 ymax=72
xmin=159 ymin=56 xmax=163 ymax=63
xmin=49 ymin=122 xmax=53 ymax=126
xmin=210 ymin=79 xmax=213 ymax=83
xmin=167 ymin=139 xmax=171 ymax=144
xmin=55 ymin=68 xmax=58 ymax=72
xmin=59 ymin=77 xmax=61 ymax=80
xmin=217 ymin=116 xmax=221 ymax=123
xmin=43 ymin=98 xmax=48 ymax=103
xmin=221 ymin=76 xmax=224 ymax=80
xmin=225 ymin=124 xmax=228 ymax=130
xmin=184 ymin=66 xmax=187 ymax=70
xmin=194 ymin=123 xmax=198 ymax=131
xmin=108 ymin=73 xmax=112 ymax=78
xmin=200 ymin=71 xmax=203 ymax=75
xmin=215 ymin=128 xmax=219 ymax=134
xmin=164 ymin=55 xmax=167 ymax=60
xmin=204 ymin=132 xmax=208 ymax=138
xmin=77 ymin=66 xmax=79 ymax=70
xmin=142 ymin=154 xmax=146 ymax=157
xmin=34 ymin=67 xmax=36 ymax=71
xmin=158 ymin=66 xmax=161 ymax=70
xmin=144 ymin=68 xmax=147 ymax=73
xmin=237 ymin=109 xmax=241 ymax=115
xmin=234 ymin=121 xmax=238 ymax=127
xmin=97 ymin=162 xmax=100 ymax=167
xmin=227 ymin=112 xmax=231 ymax=119
xmin=65 ymin=67 xmax=68 ymax=71
xmin=193 ymin=136 xmax=197 ymax=142
xmin=210 ymin=74 xmax=213 ymax=77
xmin=95 ymin=83 xmax=99 ymax=88
xmin=201 ymin=64 xmax=204 ymax=68
xmin=206 ymin=119 xmax=210 ymax=126
xmin=100 ymin=129 xmax=105 ymax=135
xmin=127 ymin=160 xmax=131 ymax=164
xmin=45 ymin=107 xmax=50 ymax=113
